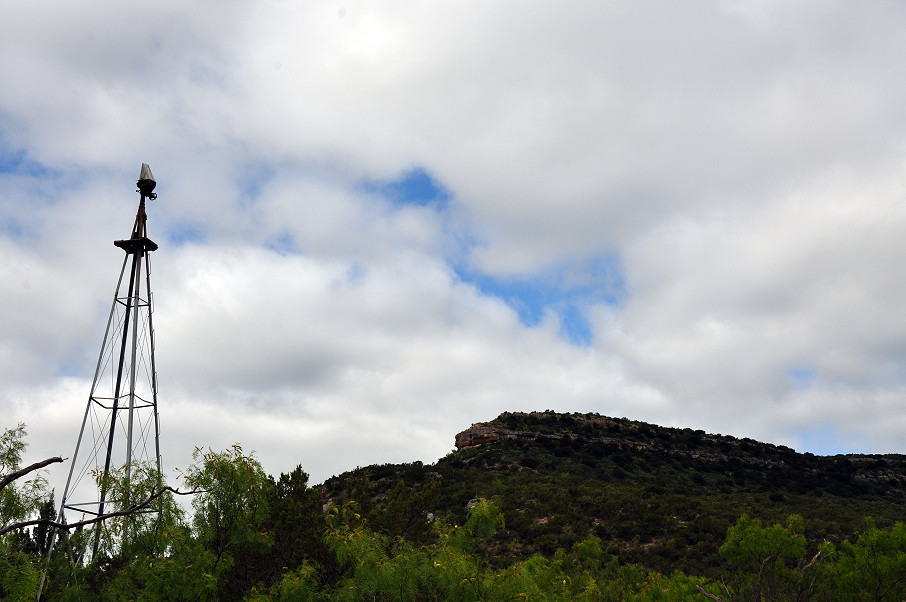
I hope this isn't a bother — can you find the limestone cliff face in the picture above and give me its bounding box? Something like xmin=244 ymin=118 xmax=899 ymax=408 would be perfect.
xmin=454 ymin=425 xmax=527 ymax=449
xmin=454 ymin=425 xmax=500 ymax=449
xmin=454 ymin=412 xmax=628 ymax=451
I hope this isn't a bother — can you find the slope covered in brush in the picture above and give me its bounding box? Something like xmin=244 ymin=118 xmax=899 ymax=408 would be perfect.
xmin=320 ymin=411 xmax=906 ymax=576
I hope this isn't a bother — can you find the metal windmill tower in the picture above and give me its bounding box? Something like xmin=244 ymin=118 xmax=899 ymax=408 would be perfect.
xmin=51 ymin=163 xmax=163 ymax=559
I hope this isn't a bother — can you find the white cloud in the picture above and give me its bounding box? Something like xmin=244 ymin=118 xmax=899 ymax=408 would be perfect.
xmin=2 ymin=1 xmax=906 ymax=490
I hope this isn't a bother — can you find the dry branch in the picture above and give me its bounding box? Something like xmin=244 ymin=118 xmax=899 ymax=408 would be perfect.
xmin=0 ymin=456 xmax=64 ymax=492
xmin=695 ymin=585 xmax=725 ymax=601
xmin=0 ymin=456 xmax=203 ymax=537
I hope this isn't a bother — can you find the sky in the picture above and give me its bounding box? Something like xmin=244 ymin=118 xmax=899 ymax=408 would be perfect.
xmin=2 ymin=1 xmax=906 ymax=490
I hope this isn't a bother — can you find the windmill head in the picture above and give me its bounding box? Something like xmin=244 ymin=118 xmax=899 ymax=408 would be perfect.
xmin=136 ymin=163 xmax=157 ymax=200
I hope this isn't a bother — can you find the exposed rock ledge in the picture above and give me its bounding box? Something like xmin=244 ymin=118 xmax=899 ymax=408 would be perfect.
xmin=454 ymin=425 xmax=521 ymax=449
xmin=454 ymin=413 xmax=906 ymax=487
xmin=454 ymin=413 xmax=780 ymax=470
xmin=454 ymin=421 xmax=639 ymax=453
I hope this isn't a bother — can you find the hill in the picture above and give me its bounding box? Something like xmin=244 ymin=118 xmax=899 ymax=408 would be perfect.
xmin=319 ymin=411 xmax=906 ymax=577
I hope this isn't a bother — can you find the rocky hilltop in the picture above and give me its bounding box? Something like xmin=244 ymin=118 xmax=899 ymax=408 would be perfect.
xmin=455 ymin=411 xmax=906 ymax=487
xmin=320 ymin=410 xmax=906 ymax=576
xmin=455 ymin=413 xmax=619 ymax=449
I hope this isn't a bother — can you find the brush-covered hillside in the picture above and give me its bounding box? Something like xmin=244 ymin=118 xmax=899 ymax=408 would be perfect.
xmin=320 ymin=411 xmax=906 ymax=577
xmin=15 ymin=413 xmax=906 ymax=599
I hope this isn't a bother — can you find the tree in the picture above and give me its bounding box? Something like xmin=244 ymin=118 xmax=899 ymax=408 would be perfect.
xmin=0 ymin=424 xmax=56 ymax=601
xmin=0 ymin=425 xmax=60 ymax=537
xmin=830 ymin=519 xmax=906 ymax=601
xmin=717 ymin=514 xmax=829 ymax=601
xmin=184 ymin=444 xmax=272 ymax=598
xmin=262 ymin=465 xmax=328 ymax=583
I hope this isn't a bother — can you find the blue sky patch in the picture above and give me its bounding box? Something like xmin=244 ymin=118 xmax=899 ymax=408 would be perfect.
xmin=360 ymin=166 xmax=450 ymax=209
xmin=0 ymin=142 xmax=51 ymax=178
xmin=346 ymin=263 xmax=366 ymax=285
xmin=236 ymin=163 xmax=276 ymax=207
xmin=166 ymin=222 xmax=206 ymax=246
xmin=57 ymin=356 xmax=89 ymax=378
xmin=0 ymin=219 xmax=24 ymax=239
xmin=559 ymin=305 xmax=594 ymax=346
xmin=786 ymin=365 xmax=816 ymax=389
xmin=795 ymin=425 xmax=867 ymax=456
xmin=457 ymin=255 xmax=626 ymax=346
xmin=266 ymin=231 xmax=300 ymax=255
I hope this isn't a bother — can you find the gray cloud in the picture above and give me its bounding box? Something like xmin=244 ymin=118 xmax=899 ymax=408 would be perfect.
xmin=2 ymin=1 xmax=906 ymax=488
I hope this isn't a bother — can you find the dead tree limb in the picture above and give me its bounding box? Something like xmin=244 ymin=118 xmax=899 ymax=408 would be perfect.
xmin=0 ymin=484 xmax=203 ymax=537
xmin=0 ymin=456 xmax=64 ymax=492
xmin=695 ymin=585 xmax=725 ymax=601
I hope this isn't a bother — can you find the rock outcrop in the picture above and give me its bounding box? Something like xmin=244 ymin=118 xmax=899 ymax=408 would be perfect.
xmin=454 ymin=412 xmax=906 ymax=487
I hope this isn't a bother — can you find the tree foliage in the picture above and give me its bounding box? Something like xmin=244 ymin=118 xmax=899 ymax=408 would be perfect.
xmin=0 ymin=424 xmax=49 ymax=601
xmin=830 ymin=519 xmax=906 ymax=601
xmin=4 ymin=421 xmax=906 ymax=600
xmin=1 ymin=424 xmax=48 ymax=533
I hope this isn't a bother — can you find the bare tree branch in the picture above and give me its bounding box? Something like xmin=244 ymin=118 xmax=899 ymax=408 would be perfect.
xmin=695 ymin=585 xmax=725 ymax=601
xmin=0 ymin=485 xmax=204 ymax=537
xmin=754 ymin=555 xmax=772 ymax=601
xmin=0 ymin=456 xmax=64 ymax=492
xmin=800 ymin=549 xmax=822 ymax=572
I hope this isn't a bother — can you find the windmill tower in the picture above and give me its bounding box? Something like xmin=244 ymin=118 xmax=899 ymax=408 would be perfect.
xmin=50 ymin=163 xmax=163 ymax=561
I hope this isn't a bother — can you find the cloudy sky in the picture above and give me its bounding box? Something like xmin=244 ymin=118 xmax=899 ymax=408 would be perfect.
xmin=3 ymin=1 xmax=906 ymax=490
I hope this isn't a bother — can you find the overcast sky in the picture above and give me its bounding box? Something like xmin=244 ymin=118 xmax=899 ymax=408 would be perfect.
xmin=3 ymin=1 xmax=906 ymax=490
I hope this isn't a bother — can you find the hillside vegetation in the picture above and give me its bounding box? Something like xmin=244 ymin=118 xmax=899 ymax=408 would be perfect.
xmin=3 ymin=414 xmax=906 ymax=600
xmin=321 ymin=411 xmax=906 ymax=577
